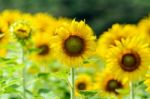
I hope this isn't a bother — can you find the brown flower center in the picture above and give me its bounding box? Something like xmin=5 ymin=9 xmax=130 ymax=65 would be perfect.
xmin=0 ymin=29 xmax=4 ymax=40
xmin=64 ymin=35 xmax=85 ymax=56
xmin=120 ymin=51 xmax=140 ymax=72
xmin=147 ymin=28 xmax=150 ymax=35
xmin=0 ymin=28 xmax=3 ymax=34
xmin=77 ymin=82 xmax=86 ymax=90
xmin=106 ymin=79 xmax=123 ymax=94
xmin=17 ymin=29 xmax=27 ymax=34
xmin=38 ymin=44 xmax=50 ymax=55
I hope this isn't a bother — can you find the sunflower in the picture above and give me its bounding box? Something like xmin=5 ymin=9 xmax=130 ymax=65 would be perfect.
xmin=75 ymin=74 xmax=92 ymax=95
xmin=0 ymin=10 xmax=21 ymax=27
xmin=10 ymin=20 xmax=32 ymax=40
xmin=51 ymin=17 xmax=72 ymax=36
xmin=0 ymin=19 xmax=11 ymax=45
xmin=106 ymin=36 xmax=150 ymax=82
xmin=96 ymin=24 xmax=137 ymax=59
xmin=137 ymin=15 xmax=150 ymax=43
xmin=29 ymin=33 xmax=55 ymax=63
xmin=57 ymin=17 xmax=72 ymax=25
xmin=55 ymin=20 xmax=96 ymax=67
xmin=33 ymin=13 xmax=57 ymax=33
xmin=0 ymin=19 xmax=11 ymax=57
xmin=94 ymin=70 xmax=128 ymax=98
xmin=18 ymin=13 xmax=34 ymax=27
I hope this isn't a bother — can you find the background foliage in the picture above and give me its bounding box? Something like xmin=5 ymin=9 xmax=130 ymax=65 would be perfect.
xmin=0 ymin=0 xmax=150 ymax=36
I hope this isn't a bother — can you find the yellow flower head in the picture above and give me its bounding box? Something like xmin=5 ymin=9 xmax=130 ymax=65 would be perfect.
xmin=51 ymin=17 xmax=72 ymax=36
xmin=0 ymin=19 xmax=11 ymax=45
xmin=96 ymin=24 xmax=137 ymax=59
xmin=94 ymin=70 xmax=128 ymax=98
xmin=33 ymin=13 xmax=57 ymax=33
xmin=75 ymin=74 xmax=93 ymax=95
xmin=0 ymin=10 xmax=21 ymax=27
xmin=10 ymin=20 xmax=32 ymax=39
xmin=55 ymin=20 xmax=96 ymax=67
xmin=0 ymin=20 xmax=11 ymax=57
xmin=18 ymin=13 xmax=34 ymax=27
xmin=29 ymin=33 xmax=55 ymax=63
xmin=137 ymin=15 xmax=150 ymax=43
xmin=107 ymin=36 xmax=150 ymax=82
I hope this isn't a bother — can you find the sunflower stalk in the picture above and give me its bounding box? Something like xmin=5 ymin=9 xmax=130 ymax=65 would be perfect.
xmin=21 ymin=44 xmax=27 ymax=99
xmin=22 ymin=65 xmax=26 ymax=99
xmin=70 ymin=68 xmax=75 ymax=99
xmin=130 ymin=82 xmax=134 ymax=99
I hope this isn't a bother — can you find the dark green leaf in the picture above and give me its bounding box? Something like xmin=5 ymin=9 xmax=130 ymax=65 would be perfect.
xmin=38 ymin=88 xmax=50 ymax=94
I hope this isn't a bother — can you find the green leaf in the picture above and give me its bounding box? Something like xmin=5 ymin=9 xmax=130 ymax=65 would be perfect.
xmin=25 ymin=89 xmax=33 ymax=95
xmin=116 ymin=88 xmax=129 ymax=95
xmin=83 ymin=60 xmax=90 ymax=64
xmin=79 ymin=90 xmax=97 ymax=96
xmin=37 ymin=73 xmax=49 ymax=78
xmin=38 ymin=88 xmax=50 ymax=94
xmin=51 ymin=68 xmax=69 ymax=79
xmin=10 ymin=84 xmax=20 ymax=88
xmin=0 ymin=57 xmax=18 ymax=65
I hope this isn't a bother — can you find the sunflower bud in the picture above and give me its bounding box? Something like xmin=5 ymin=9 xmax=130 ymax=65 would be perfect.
xmin=10 ymin=20 xmax=32 ymax=39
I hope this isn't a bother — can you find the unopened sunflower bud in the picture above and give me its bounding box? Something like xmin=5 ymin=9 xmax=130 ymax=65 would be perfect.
xmin=10 ymin=20 xmax=32 ymax=39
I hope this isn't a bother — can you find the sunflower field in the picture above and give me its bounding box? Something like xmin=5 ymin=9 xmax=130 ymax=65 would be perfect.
xmin=1 ymin=0 xmax=150 ymax=99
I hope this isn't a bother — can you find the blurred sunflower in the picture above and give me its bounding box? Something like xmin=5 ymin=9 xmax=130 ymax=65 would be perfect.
xmin=55 ymin=20 xmax=96 ymax=67
xmin=138 ymin=15 xmax=150 ymax=43
xmin=0 ymin=10 xmax=21 ymax=27
xmin=0 ymin=19 xmax=11 ymax=57
xmin=33 ymin=13 xmax=57 ymax=33
xmin=96 ymin=24 xmax=137 ymax=59
xmin=29 ymin=33 xmax=55 ymax=63
xmin=75 ymin=74 xmax=92 ymax=95
xmin=0 ymin=19 xmax=11 ymax=44
xmin=107 ymin=36 xmax=150 ymax=82
xmin=18 ymin=13 xmax=34 ymax=27
xmin=57 ymin=17 xmax=72 ymax=25
xmin=94 ymin=70 xmax=128 ymax=98
xmin=51 ymin=17 xmax=72 ymax=36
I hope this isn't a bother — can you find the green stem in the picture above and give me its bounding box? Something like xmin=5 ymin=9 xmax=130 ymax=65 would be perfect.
xmin=70 ymin=68 xmax=75 ymax=99
xmin=21 ymin=46 xmax=26 ymax=99
xmin=22 ymin=66 xmax=26 ymax=99
xmin=130 ymin=82 xmax=134 ymax=99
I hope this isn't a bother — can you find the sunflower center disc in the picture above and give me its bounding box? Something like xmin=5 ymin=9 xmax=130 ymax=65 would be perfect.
xmin=77 ymin=82 xmax=86 ymax=90
xmin=121 ymin=53 xmax=140 ymax=72
xmin=17 ymin=29 xmax=27 ymax=34
xmin=109 ymin=80 xmax=118 ymax=89
xmin=38 ymin=44 xmax=49 ymax=55
xmin=64 ymin=35 xmax=84 ymax=56
xmin=106 ymin=79 xmax=122 ymax=94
